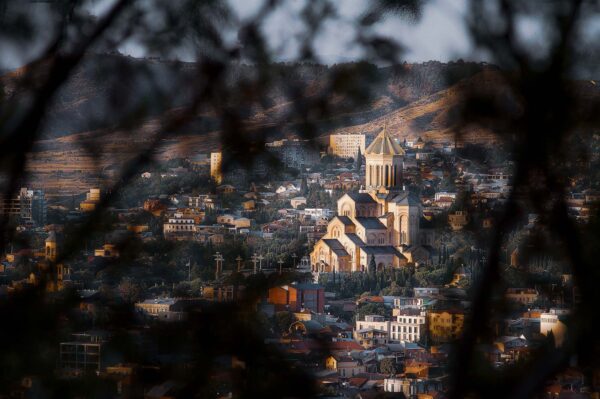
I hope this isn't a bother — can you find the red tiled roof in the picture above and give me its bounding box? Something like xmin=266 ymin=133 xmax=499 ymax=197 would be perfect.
xmin=348 ymin=377 xmax=368 ymax=388
xmin=328 ymin=341 xmax=364 ymax=351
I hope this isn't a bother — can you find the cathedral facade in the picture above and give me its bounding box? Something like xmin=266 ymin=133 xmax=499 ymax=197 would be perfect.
xmin=310 ymin=127 xmax=422 ymax=273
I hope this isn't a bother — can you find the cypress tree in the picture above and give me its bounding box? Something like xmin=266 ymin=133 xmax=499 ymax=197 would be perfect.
xmin=355 ymin=148 xmax=363 ymax=172
xmin=369 ymin=254 xmax=376 ymax=275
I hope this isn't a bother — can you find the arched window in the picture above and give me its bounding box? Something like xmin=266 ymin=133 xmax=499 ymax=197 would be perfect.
xmin=332 ymin=227 xmax=340 ymax=238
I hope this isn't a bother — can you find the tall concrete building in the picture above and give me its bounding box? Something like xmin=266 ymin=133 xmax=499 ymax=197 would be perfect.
xmin=0 ymin=187 xmax=47 ymax=225
xmin=210 ymin=151 xmax=223 ymax=184
xmin=329 ymin=133 xmax=373 ymax=160
xmin=80 ymin=188 xmax=101 ymax=212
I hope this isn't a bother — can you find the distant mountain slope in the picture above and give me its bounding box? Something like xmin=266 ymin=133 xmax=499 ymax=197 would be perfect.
xmin=329 ymin=68 xmax=508 ymax=144
xmin=1 ymin=54 xmax=493 ymax=140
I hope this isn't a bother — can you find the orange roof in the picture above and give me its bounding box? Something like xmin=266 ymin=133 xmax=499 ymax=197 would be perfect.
xmin=348 ymin=377 xmax=368 ymax=388
xmin=328 ymin=341 xmax=364 ymax=351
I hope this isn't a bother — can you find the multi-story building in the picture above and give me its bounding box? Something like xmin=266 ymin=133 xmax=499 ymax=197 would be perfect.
xmin=393 ymin=297 xmax=426 ymax=312
xmin=505 ymin=288 xmax=539 ymax=305
xmin=301 ymin=208 xmax=334 ymax=220
xmin=59 ymin=332 xmax=107 ymax=374
xmin=135 ymin=298 xmax=204 ymax=322
xmin=163 ymin=212 xmax=196 ymax=240
xmin=216 ymin=214 xmax=251 ymax=229
xmin=325 ymin=355 xmax=366 ymax=378
xmin=391 ymin=311 xmax=427 ymax=342
xmin=356 ymin=314 xmax=389 ymax=333
xmin=135 ymin=298 xmax=176 ymax=316
xmin=448 ymin=211 xmax=469 ymax=230
xmin=79 ymin=188 xmax=101 ymax=212
xmin=210 ymin=151 xmax=223 ymax=184
xmin=355 ymin=310 xmax=426 ymax=344
xmin=265 ymin=138 xmax=320 ymax=169
xmin=354 ymin=326 xmax=390 ymax=348
xmin=540 ymin=309 xmax=570 ymax=347
xmin=94 ymin=244 xmax=119 ymax=258
xmin=188 ymin=194 xmax=214 ymax=209
xmin=427 ymin=310 xmax=465 ymax=344
xmin=267 ymin=283 xmax=325 ymax=313
xmin=329 ymin=133 xmax=373 ymax=159
xmin=0 ymin=187 xmax=47 ymax=225
xmin=383 ymin=377 xmax=443 ymax=396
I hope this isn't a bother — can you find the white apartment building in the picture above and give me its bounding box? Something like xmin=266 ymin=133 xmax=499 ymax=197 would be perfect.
xmin=189 ymin=195 xmax=212 ymax=208
xmin=390 ymin=312 xmax=426 ymax=342
xmin=135 ymin=298 xmax=177 ymax=316
xmin=163 ymin=212 xmax=196 ymax=237
xmin=434 ymin=192 xmax=457 ymax=201
xmin=540 ymin=309 xmax=570 ymax=347
xmin=384 ymin=377 xmax=442 ymax=396
xmin=302 ymin=208 xmax=334 ymax=220
xmin=210 ymin=152 xmax=222 ymax=184
xmin=355 ymin=312 xmax=426 ymax=343
xmin=393 ymin=297 xmax=425 ymax=310
xmin=329 ymin=133 xmax=373 ymax=159
xmin=356 ymin=314 xmax=389 ymax=332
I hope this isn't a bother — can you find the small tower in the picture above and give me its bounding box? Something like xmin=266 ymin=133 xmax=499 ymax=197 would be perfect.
xmin=364 ymin=125 xmax=405 ymax=192
xmin=45 ymin=231 xmax=60 ymax=262
xmin=44 ymin=230 xmax=67 ymax=291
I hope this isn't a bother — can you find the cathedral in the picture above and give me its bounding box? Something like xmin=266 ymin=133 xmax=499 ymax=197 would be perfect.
xmin=310 ymin=127 xmax=426 ymax=273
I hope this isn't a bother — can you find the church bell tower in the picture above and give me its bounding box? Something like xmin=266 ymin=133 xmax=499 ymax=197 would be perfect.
xmin=364 ymin=125 xmax=405 ymax=192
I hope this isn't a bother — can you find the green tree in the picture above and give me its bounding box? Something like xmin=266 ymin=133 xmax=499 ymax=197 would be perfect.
xmin=274 ymin=311 xmax=295 ymax=333
xmin=379 ymin=357 xmax=397 ymax=376
xmin=369 ymin=254 xmax=376 ymax=274
xmin=355 ymin=148 xmax=362 ymax=172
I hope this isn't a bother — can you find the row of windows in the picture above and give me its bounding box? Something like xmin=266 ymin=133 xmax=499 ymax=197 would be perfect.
xmin=391 ymin=333 xmax=419 ymax=341
xmin=392 ymin=325 xmax=419 ymax=333
xmin=398 ymin=317 xmax=423 ymax=324
xmin=541 ymin=318 xmax=557 ymax=323
xmin=165 ymin=225 xmax=194 ymax=231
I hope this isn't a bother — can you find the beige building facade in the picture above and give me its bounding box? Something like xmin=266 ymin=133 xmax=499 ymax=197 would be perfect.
xmin=329 ymin=133 xmax=370 ymax=159
xmin=210 ymin=152 xmax=223 ymax=184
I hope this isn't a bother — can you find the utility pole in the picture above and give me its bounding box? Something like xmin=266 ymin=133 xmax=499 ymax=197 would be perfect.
xmin=213 ymin=252 xmax=224 ymax=280
xmin=258 ymin=254 xmax=264 ymax=271
xmin=251 ymin=253 xmax=259 ymax=274
xmin=278 ymin=258 xmax=284 ymax=275
xmin=235 ymin=256 xmax=243 ymax=272
xmin=292 ymin=253 xmax=297 ymax=269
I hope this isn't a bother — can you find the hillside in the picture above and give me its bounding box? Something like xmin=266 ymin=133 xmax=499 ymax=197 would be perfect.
xmin=0 ymin=54 xmax=521 ymax=195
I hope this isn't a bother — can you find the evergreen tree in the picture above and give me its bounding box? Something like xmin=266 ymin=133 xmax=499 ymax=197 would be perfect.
xmin=355 ymin=148 xmax=363 ymax=172
xmin=300 ymin=176 xmax=308 ymax=195
xmin=379 ymin=357 xmax=397 ymax=376
xmin=369 ymin=254 xmax=376 ymax=275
